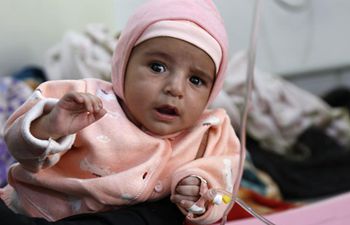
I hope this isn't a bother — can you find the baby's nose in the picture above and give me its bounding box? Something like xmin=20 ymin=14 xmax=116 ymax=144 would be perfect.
xmin=163 ymin=74 xmax=185 ymax=98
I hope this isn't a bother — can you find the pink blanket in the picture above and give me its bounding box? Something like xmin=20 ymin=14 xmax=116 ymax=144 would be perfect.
xmin=225 ymin=191 xmax=350 ymax=225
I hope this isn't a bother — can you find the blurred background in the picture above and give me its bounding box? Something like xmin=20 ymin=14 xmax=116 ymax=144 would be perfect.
xmin=1 ymin=0 xmax=350 ymax=95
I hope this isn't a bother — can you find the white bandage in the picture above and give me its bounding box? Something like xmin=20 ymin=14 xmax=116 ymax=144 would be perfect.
xmin=212 ymin=194 xmax=223 ymax=205
xmin=188 ymin=204 xmax=206 ymax=215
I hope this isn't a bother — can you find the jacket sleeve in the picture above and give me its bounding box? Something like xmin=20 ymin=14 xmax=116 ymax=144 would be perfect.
xmin=171 ymin=110 xmax=243 ymax=225
xmin=3 ymin=80 xmax=87 ymax=173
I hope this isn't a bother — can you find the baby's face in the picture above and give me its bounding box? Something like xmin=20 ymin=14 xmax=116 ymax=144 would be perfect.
xmin=123 ymin=37 xmax=215 ymax=136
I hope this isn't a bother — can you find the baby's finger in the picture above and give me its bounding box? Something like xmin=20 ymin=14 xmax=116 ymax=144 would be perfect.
xmin=180 ymin=199 xmax=195 ymax=209
xmin=179 ymin=176 xmax=201 ymax=185
xmin=94 ymin=107 xmax=107 ymax=120
xmin=71 ymin=92 xmax=85 ymax=104
xmin=80 ymin=94 xmax=95 ymax=113
xmin=179 ymin=200 xmax=205 ymax=215
xmin=61 ymin=92 xmax=84 ymax=105
xmin=171 ymin=194 xmax=199 ymax=203
xmin=175 ymin=185 xmax=200 ymax=196
xmin=83 ymin=93 xmax=104 ymax=113
xmin=171 ymin=196 xmax=205 ymax=215
xmin=85 ymin=94 xmax=104 ymax=113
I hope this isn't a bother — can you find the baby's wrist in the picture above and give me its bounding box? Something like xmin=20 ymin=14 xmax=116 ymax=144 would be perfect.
xmin=31 ymin=114 xmax=63 ymax=140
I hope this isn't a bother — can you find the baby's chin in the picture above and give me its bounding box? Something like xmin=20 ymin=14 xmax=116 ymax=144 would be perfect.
xmin=141 ymin=125 xmax=187 ymax=139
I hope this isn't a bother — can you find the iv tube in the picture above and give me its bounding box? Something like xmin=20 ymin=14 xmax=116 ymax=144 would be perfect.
xmin=219 ymin=1 xmax=276 ymax=225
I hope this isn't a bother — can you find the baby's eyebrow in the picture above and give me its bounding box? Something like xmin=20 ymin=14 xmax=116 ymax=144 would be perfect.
xmin=190 ymin=63 xmax=215 ymax=81
xmin=144 ymin=51 xmax=173 ymax=62
xmin=195 ymin=69 xmax=215 ymax=83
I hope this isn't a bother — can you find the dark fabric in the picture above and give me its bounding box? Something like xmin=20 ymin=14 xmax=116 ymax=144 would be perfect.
xmin=322 ymin=86 xmax=350 ymax=112
xmin=247 ymin=126 xmax=350 ymax=200
xmin=0 ymin=197 xmax=184 ymax=225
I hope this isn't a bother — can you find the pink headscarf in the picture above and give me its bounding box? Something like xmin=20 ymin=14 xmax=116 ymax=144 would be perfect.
xmin=111 ymin=0 xmax=229 ymax=106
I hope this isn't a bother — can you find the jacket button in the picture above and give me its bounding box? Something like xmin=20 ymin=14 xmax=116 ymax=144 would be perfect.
xmin=154 ymin=181 xmax=163 ymax=192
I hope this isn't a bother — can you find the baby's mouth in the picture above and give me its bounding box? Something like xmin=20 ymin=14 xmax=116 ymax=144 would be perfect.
xmin=156 ymin=105 xmax=179 ymax=116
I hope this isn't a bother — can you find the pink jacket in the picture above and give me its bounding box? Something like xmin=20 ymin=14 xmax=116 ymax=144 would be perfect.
xmin=2 ymin=79 xmax=241 ymax=224
xmin=1 ymin=0 xmax=241 ymax=224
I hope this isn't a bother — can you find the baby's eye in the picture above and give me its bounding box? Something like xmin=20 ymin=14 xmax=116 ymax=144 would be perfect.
xmin=150 ymin=62 xmax=166 ymax=73
xmin=189 ymin=76 xmax=204 ymax=86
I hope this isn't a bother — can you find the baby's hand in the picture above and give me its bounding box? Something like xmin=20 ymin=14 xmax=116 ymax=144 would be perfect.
xmin=171 ymin=176 xmax=202 ymax=213
xmin=50 ymin=92 xmax=107 ymax=137
xmin=32 ymin=92 xmax=106 ymax=140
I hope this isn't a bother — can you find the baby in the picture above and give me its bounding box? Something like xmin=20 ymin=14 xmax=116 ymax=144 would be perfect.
xmin=1 ymin=0 xmax=241 ymax=224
